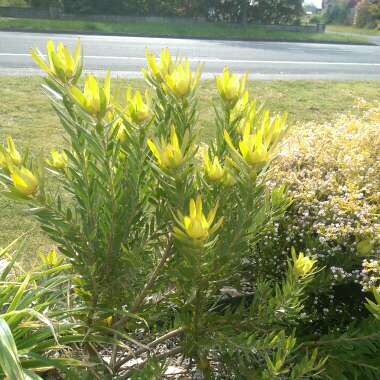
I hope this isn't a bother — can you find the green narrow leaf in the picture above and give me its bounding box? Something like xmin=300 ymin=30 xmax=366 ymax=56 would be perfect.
xmin=24 ymin=370 xmax=43 ymax=380
xmin=0 ymin=318 xmax=25 ymax=380
xmin=7 ymin=273 xmax=31 ymax=312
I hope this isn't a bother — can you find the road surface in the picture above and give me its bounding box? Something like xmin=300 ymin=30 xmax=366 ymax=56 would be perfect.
xmin=0 ymin=31 xmax=379 ymax=79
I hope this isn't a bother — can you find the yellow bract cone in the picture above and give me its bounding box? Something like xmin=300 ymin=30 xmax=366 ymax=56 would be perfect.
xmin=70 ymin=72 xmax=111 ymax=119
xmin=291 ymin=248 xmax=317 ymax=277
xmin=165 ymin=59 xmax=201 ymax=99
xmin=224 ymin=109 xmax=287 ymax=175
xmin=6 ymin=136 xmax=22 ymax=166
xmin=216 ymin=68 xmax=247 ymax=106
xmin=174 ymin=196 xmax=223 ymax=243
xmin=30 ymin=39 xmax=82 ymax=84
xmin=11 ymin=167 xmax=39 ymax=196
xmin=47 ymin=149 xmax=68 ymax=170
xmin=203 ymin=150 xmax=225 ymax=182
xmin=124 ymin=87 xmax=151 ymax=124
xmin=144 ymin=48 xmax=173 ymax=81
xmin=147 ymin=127 xmax=187 ymax=171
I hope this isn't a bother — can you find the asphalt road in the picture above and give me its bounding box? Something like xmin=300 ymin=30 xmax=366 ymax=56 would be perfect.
xmin=0 ymin=31 xmax=379 ymax=80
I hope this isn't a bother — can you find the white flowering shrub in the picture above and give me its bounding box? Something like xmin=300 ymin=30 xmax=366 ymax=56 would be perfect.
xmin=257 ymin=104 xmax=380 ymax=330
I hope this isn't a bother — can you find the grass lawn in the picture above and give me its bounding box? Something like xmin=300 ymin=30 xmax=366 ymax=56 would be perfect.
xmin=0 ymin=0 xmax=26 ymax=5
xmin=327 ymin=24 xmax=380 ymax=36
xmin=0 ymin=76 xmax=379 ymax=265
xmin=0 ymin=17 xmax=373 ymax=45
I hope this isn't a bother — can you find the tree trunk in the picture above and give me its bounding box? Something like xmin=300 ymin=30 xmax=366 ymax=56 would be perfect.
xmin=241 ymin=0 xmax=248 ymax=25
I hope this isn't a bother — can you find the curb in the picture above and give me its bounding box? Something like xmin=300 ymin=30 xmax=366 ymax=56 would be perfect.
xmin=0 ymin=27 xmax=375 ymax=46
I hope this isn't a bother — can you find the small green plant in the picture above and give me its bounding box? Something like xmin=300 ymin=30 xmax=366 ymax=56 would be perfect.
xmin=0 ymin=238 xmax=83 ymax=379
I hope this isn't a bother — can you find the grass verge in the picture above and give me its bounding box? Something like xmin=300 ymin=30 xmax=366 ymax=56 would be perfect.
xmin=327 ymin=24 xmax=380 ymax=36
xmin=0 ymin=17 xmax=372 ymax=44
xmin=0 ymin=77 xmax=379 ymax=264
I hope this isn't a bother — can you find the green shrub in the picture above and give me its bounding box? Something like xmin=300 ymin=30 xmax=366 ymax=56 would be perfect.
xmin=0 ymin=39 xmax=379 ymax=379
xmin=356 ymin=0 xmax=376 ymax=28
xmin=323 ymin=0 xmax=352 ymax=24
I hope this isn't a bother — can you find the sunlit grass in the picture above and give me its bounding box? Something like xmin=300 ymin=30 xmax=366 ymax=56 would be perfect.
xmin=327 ymin=24 xmax=380 ymax=36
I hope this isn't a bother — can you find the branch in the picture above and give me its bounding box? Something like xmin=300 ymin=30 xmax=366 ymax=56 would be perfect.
xmin=131 ymin=236 xmax=173 ymax=313
xmin=115 ymin=327 xmax=185 ymax=371
xmin=121 ymin=346 xmax=183 ymax=378
xmin=113 ymin=236 xmax=173 ymax=329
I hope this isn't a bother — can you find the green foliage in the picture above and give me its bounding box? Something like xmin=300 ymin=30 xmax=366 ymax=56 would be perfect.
xmin=356 ymin=0 xmax=380 ymax=29
xmin=0 ymin=238 xmax=85 ymax=378
xmin=30 ymin=0 xmax=305 ymax=24
xmin=60 ymin=0 xmax=207 ymax=16
xmin=323 ymin=0 xmax=353 ymax=24
xmin=0 ymin=319 xmax=30 ymax=380
xmin=366 ymin=289 xmax=380 ymax=320
xmin=203 ymin=0 xmax=304 ymax=24
xmin=308 ymin=318 xmax=380 ymax=380
xmin=25 ymin=0 xmax=59 ymax=8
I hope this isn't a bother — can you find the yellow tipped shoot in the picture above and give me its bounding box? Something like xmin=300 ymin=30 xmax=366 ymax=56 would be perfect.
xmin=30 ymin=39 xmax=82 ymax=84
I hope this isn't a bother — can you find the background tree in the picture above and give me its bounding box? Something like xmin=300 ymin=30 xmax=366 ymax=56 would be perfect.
xmin=250 ymin=0 xmax=304 ymax=24
xmin=356 ymin=0 xmax=380 ymax=28
xmin=26 ymin=0 xmax=61 ymax=9
xmin=27 ymin=0 xmax=305 ymax=24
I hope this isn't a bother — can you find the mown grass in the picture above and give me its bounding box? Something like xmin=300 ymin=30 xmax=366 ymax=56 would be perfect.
xmin=0 ymin=0 xmax=27 ymax=6
xmin=0 ymin=17 xmax=372 ymax=44
xmin=0 ymin=76 xmax=379 ymax=264
xmin=327 ymin=24 xmax=380 ymax=36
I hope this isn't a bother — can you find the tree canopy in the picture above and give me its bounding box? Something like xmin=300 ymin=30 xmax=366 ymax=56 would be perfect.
xmin=26 ymin=0 xmax=304 ymax=25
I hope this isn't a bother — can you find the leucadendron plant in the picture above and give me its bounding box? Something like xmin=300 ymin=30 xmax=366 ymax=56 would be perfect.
xmin=0 ymin=40 xmax=326 ymax=378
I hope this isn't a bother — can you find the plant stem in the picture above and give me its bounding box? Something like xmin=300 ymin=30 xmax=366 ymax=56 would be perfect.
xmin=113 ymin=236 xmax=173 ymax=331
xmin=115 ymin=327 xmax=185 ymax=372
xmin=121 ymin=346 xmax=183 ymax=378
xmin=131 ymin=235 xmax=173 ymax=312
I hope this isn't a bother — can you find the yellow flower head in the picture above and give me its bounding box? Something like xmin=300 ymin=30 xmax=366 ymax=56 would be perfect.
xmin=30 ymin=39 xmax=82 ymax=84
xmin=261 ymin=111 xmax=288 ymax=147
xmin=291 ymin=248 xmax=317 ymax=277
xmin=236 ymin=100 xmax=259 ymax=134
xmin=145 ymin=48 xmax=173 ymax=81
xmin=112 ymin=118 xmax=128 ymax=143
xmin=174 ymin=196 xmax=223 ymax=242
xmin=165 ymin=59 xmax=201 ymax=99
xmin=239 ymin=129 xmax=269 ymax=167
xmin=216 ymin=68 xmax=247 ymax=105
xmin=147 ymin=127 xmax=186 ymax=171
xmin=70 ymin=72 xmax=111 ymax=119
xmin=203 ymin=150 xmax=225 ymax=182
xmin=6 ymin=136 xmax=22 ymax=166
xmin=11 ymin=166 xmax=39 ymax=196
xmin=47 ymin=149 xmax=68 ymax=170
xmin=38 ymin=249 xmax=64 ymax=267
xmin=124 ymin=87 xmax=151 ymax=124
xmin=222 ymin=171 xmax=237 ymax=187
xmin=231 ymin=91 xmax=250 ymax=120
xmin=224 ymin=126 xmax=269 ymax=171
